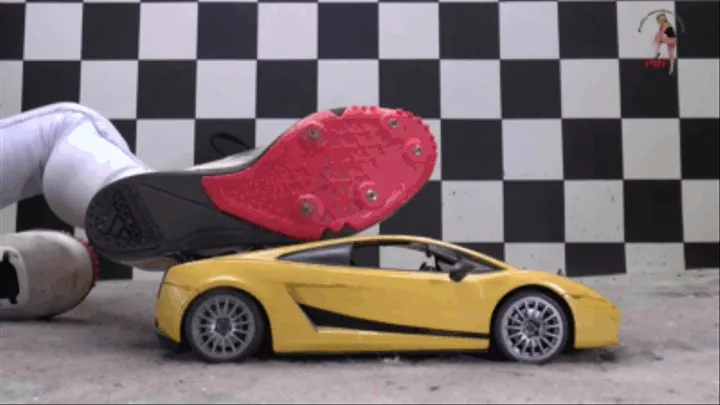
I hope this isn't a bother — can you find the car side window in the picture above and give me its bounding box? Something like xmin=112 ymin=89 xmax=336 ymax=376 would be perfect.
xmin=279 ymin=244 xmax=353 ymax=266
xmin=350 ymin=242 xmax=435 ymax=272
xmin=379 ymin=245 xmax=432 ymax=271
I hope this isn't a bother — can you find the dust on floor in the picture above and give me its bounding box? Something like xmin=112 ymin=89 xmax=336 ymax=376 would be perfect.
xmin=1 ymin=270 xmax=718 ymax=404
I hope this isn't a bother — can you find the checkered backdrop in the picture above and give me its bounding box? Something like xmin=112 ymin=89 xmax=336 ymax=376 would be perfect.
xmin=0 ymin=0 xmax=718 ymax=280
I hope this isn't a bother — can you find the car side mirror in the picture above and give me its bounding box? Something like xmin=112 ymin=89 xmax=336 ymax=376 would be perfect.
xmin=449 ymin=269 xmax=467 ymax=282
xmin=448 ymin=260 xmax=473 ymax=283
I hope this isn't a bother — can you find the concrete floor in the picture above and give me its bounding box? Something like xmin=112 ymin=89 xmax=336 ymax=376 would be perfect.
xmin=1 ymin=270 xmax=718 ymax=404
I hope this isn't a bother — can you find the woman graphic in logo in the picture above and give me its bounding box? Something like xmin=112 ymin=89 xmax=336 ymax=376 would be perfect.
xmin=653 ymin=13 xmax=678 ymax=75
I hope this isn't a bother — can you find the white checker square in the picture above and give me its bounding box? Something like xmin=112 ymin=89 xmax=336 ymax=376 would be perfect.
xmin=625 ymin=243 xmax=685 ymax=274
xmin=356 ymin=224 xmax=380 ymax=236
xmin=133 ymin=269 xmax=163 ymax=281
xmin=258 ymin=4 xmax=318 ymax=60
xmin=255 ymin=119 xmax=298 ymax=147
xmin=136 ymin=120 xmax=195 ymax=171
xmin=196 ymin=61 xmax=257 ymax=119
xmin=139 ymin=3 xmax=198 ymax=60
xmin=442 ymin=181 xmax=504 ymax=242
xmin=426 ymin=119 xmax=441 ymax=181
xmin=24 ymin=4 xmax=82 ymax=60
xmin=560 ymin=60 xmax=621 ymax=118
xmin=505 ymin=243 xmax=566 ymax=273
xmin=0 ymin=204 xmax=18 ymax=235
xmin=0 ymin=62 xmax=22 ymax=119
xmin=502 ymin=119 xmax=563 ymax=180
xmin=379 ymin=4 xmax=439 ymax=59
xmin=682 ymin=180 xmax=720 ymax=243
xmin=565 ymin=181 xmax=624 ymax=243
xmin=622 ymin=119 xmax=681 ymax=180
xmin=678 ymin=59 xmax=720 ymax=118
xmin=317 ymin=61 xmax=379 ymax=111
xmin=617 ymin=1 xmax=676 ymax=58
xmin=440 ymin=61 xmax=501 ymax=119
xmin=499 ymin=2 xmax=559 ymax=59
xmin=80 ymin=61 xmax=139 ymax=120
xmin=439 ymin=0 xmax=497 ymax=2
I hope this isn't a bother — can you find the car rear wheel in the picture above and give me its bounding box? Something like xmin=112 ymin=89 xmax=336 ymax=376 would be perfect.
xmin=183 ymin=288 xmax=266 ymax=363
xmin=492 ymin=291 xmax=569 ymax=364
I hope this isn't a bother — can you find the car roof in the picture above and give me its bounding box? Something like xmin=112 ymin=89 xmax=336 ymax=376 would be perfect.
xmin=222 ymin=234 xmax=510 ymax=269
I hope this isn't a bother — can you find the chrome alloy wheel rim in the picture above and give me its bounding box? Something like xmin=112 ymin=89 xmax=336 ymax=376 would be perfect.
xmin=500 ymin=296 xmax=565 ymax=362
xmin=189 ymin=295 xmax=256 ymax=360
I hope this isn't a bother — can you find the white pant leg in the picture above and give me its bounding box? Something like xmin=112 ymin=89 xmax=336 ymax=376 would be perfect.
xmin=0 ymin=103 xmax=150 ymax=227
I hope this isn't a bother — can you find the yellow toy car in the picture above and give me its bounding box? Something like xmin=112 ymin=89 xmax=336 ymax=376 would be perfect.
xmin=155 ymin=235 xmax=621 ymax=364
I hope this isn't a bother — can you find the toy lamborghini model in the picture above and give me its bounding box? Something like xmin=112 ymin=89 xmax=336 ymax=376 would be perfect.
xmin=155 ymin=235 xmax=621 ymax=364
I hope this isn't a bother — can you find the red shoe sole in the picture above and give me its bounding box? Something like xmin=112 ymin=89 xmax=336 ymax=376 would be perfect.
xmin=201 ymin=106 xmax=437 ymax=240
xmin=85 ymin=106 xmax=436 ymax=267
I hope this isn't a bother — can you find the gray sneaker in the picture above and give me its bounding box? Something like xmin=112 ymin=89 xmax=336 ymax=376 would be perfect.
xmin=0 ymin=230 xmax=99 ymax=321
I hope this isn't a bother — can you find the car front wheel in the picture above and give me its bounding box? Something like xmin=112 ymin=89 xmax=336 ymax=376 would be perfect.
xmin=492 ymin=291 xmax=570 ymax=364
xmin=183 ymin=288 xmax=266 ymax=363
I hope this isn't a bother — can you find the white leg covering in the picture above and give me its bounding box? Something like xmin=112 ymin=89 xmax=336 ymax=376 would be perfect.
xmin=0 ymin=103 xmax=150 ymax=227
xmin=0 ymin=104 xmax=153 ymax=320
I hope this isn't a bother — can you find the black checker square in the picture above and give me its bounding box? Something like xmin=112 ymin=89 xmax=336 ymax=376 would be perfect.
xmin=197 ymin=3 xmax=258 ymax=60
xmin=684 ymin=243 xmax=720 ymax=270
xmin=619 ymin=59 xmax=679 ymax=118
xmin=379 ymin=60 xmax=441 ymax=119
xmin=137 ymin=61 xmax=197 ymax=119
xmin=565 ymin=243 xmax=627 ymax=277
xmin=503 ymin=181 xmax=565 ymax=243
xmin=0 ymin=4 xmax=25 ymax=60
xmin=82 ymin=3 xmax=140 ymax=60
xmin=110 ymin=119 xmax=137 ymax=153
xmin=675 ymin=1 xmax=719 ymax=58
xmin=440 ymin=120 xmax=503 ymax=181
xmin=318 ymin=3 xmax=378 ymax=59
xmin=21 ymin=62 xmax=81 ymax=110
xmin=624 ymin=180 xmax=683 ymax=243
xmin=562 ymin=119 xmax=624 ymax=180
xmin=256 ymin=61 xmax=318 ymax=119
xmin=500 ymin=61 xmax=561 ymax=119
xmin=558 ymin=1 xmax=619 ymax=59
xmin=680 ymin=119 xmax=719 ymax=179
xmin=439 ymin=2 xmax=499 ymax=59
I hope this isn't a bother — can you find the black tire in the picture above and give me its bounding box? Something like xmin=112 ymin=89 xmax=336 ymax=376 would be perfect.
xmin=183 ymin=288 xmax=267 ymax=364
xmin=491 ymin=290 xmax=570 ymax=364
